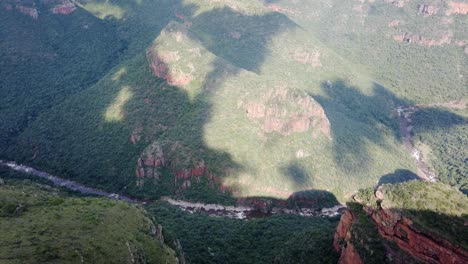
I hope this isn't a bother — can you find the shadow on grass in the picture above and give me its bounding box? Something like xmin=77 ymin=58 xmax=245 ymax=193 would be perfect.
xmin=314 ymin=79 xmax=466 ymax=174
xmin=376 ymin=169 xmax=419 ymax=188
xmin=190 ymin=6 xmax=295 ymax=73
xmin=6 ymin=2 xmax=304 ymax=203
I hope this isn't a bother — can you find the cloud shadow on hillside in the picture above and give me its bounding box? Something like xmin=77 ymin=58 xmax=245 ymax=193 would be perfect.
xmin=314 ymin=79 xmax=466 ymax=174
xmin=376 ymin=169 xmax=419 ymax=188
xmin=111 ymin=5 xmax=302 ymax=199
xmin=189 ymin=6 xmax=295 ymax=74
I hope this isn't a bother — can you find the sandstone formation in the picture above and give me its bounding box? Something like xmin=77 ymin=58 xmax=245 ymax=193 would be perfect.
xmin=243 ymin=89 xmax=331 ymax=139
xmin=446 ymin=1 xmax=468 ymax=15
xmin=15 ymin=5 xmax=38 ymax=19
xmin=417 ymin=4 xmax=438 ymax=16
xmin=294 ymin=48 xmax=322 ymax=67
xmin=384 ymin=0 xmax=408 ymax=8
xmin=333 ymin=210 xmax=363 ymax=264
xmin=368 ymin=207 xmax=468 ymax=264
xmin=51 ymin=0 xmax=76 ymax=14
xmin=334 ymin=190 xmax=468 ymax=264
xmin=146 ymin=48 xmax=193 ymax=86
xmin=393 ymin=31 xmax=453 ymax=46
xmin=135 ymin=141 xmax=231 ymax=193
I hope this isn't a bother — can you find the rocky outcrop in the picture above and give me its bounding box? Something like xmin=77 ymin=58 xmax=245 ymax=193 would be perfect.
xmin=15 ymin=5 xmax=39 ymax=19
xmin=383 ymin=0 xmax=408 ymax=8
xmin=294 ymin=48 xmax=321 ymax=67
xmin=333 ymin=210 xmax=364 ymax=264
xmin=3 ymin=0 xmax=76 ymax=18
xmin=446 ymin=1 xmax=468 ymax=15
xmin=417 ymin=4 xmax=438 ymax=16
xmin=265 ymin=3 xmax=296 ymax=15
xmin=368 ymin=207 xmax=468 ymax=264
xmin=146 ymin=48 xmax=193 ymax=86
xmin=334 ymin=189 xmax=468 ymax=264
xmin=135 ymin=141 xmax=231 ymax=193
xmin=388 ymin=20 xmax=401 ymax=27
xmin=242 ymin=89 xmax=332 ymax=139
xmin=51 ymin=0 xmax=76 ymax=15
xmin=393 ymin=31 xmax=453 ymax=46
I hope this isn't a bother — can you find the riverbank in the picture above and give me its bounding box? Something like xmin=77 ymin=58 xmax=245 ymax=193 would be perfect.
xmin=0 ymin=160 xmax=345 ymax=219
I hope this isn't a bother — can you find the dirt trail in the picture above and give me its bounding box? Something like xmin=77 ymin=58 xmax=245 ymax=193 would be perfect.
xmin=0 ymin=160 xmax=345 ymax=219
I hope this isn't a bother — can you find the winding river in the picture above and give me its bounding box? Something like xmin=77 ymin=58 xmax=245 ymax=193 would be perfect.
xmin=0 ymin=160 xmax=345 ymax=219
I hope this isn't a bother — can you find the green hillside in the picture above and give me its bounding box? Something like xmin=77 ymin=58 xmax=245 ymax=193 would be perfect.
xmin=0 ymin=0 xmax=466 ymax=211
xmin=0 ymin=178 xmax=179 ymax=263
xmin=147 ymin=201 xmax=339 ymax=264
xmin=1 ymin=0 xmax=467 ymax=262
xmin=411 ymin=107 xmax=468 ymax=192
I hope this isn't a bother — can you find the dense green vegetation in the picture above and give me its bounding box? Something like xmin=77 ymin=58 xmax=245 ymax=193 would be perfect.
xmin=147 ymin=201 xmax=339 ymax=264
xmin=279 ymin=0 xmax=467 ymax=103
xmin=411 ymin=108 xmax=468 ymax=192
xmin=379 ymin=181 xmax=468 ymax=249
xmin=0 ymin=5 xmax=125 ymax=149
xmin=1 ymin=0 xmax=466 ymax=206
xmin=0 ymin=179 xmax=179 ymax=263
xmin=5 ymin=0 xmax=458 ymax=204
xmin=0 ymin=1 xmax=467 ymax=262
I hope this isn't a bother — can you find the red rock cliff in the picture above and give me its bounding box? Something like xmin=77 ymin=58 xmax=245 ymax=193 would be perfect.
xmin=368 ymin=207 xmax=468 ymax=264
xmin=334 ymin=205 xmax=468 ymax=264
xmin=333 ymin=210 xmax=363 ymax=264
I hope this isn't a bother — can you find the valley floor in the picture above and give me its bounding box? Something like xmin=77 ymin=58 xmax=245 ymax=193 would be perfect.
xmin=0 ymin=160 xmax=345 ymax=220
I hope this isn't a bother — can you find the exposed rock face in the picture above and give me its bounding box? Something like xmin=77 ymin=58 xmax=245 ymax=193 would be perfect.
xmin=294 ymin=48 xmax=321 ymax=67
xmin=334 ymin=195 xmax=468 ymax=264
xmin=339 ymin=243 xmax=363 ymax=264
xmin=333 ymin=210 xmax=364 ymax=264
xmin=135 ymin=141 xmax=231 ymax=193
xmin=146 ymin=47 xmax=193 ymax=86
xmin=4 ymin=0 xmax=76 ymax=17
xmin=369 ymin=207 xmax=468 ymax=264
xmin=265 ymin=3 xmax=296 ymax=15
xmin=417 ymin=4 xmax=438 ymax=16
xmin=446 ymin=1 xmax=468 ymax=15
xmin=393 ymin=31 xmax=453 ymax=46
xmin=15 ymin=5 xmax=39 ymax=19
xmin=384 ymin=0 xmax=408 ymax=8
xmin=51 ymin=0 xmax=76 ymax=14
xmin=242 ymin=89 xmax=332 ymax=139
xmin=130 ymin=126 xmax=142 ymax=144
xmin=388 ymin=20 xmax=401 ymax=27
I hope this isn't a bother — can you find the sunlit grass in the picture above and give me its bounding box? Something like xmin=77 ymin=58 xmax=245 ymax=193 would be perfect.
xmin=104 ymin=85 xmax=132 ymax=122
xmin=0 ymin=181 xmax=177 ymax=263
xmin=111 ymin=67 xmax=127 ymax=82
xmin=79 ymin=1 xmax=126 ymax=20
